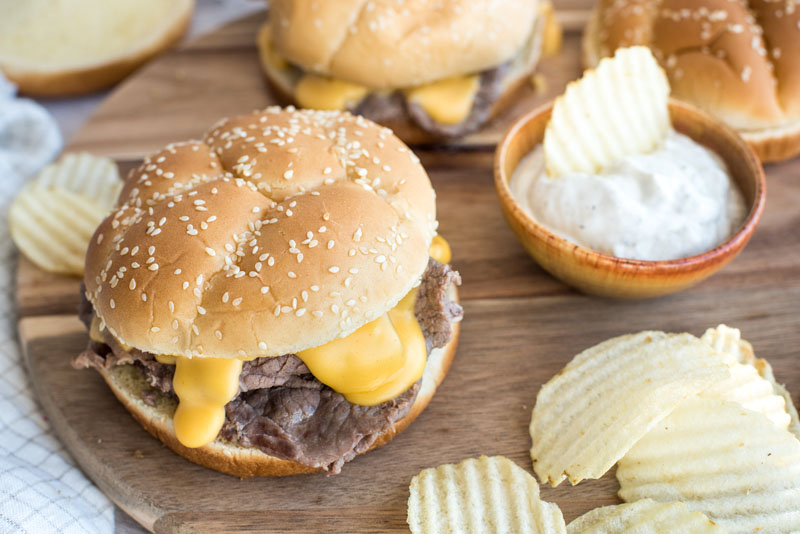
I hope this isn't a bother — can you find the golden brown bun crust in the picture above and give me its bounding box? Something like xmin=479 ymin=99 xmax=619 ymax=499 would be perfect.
xmin=258 ymin=15 xmax=545 ymax=145
xmin=84 ymin=108 xmax=437 ymax=358
xmin=94 ymin=305 xmax=460 ymax=477
xmin=1 ymin=1 xmax=193 ymax=97
xmin=268 ymin=0 xmax=540 ymax=89
xmin=584 ymin=0 xmax=800 ymax=162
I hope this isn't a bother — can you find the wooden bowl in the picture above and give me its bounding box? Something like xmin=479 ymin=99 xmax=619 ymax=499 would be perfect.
xmin=494 ymin=99 xmax=766 ymax=298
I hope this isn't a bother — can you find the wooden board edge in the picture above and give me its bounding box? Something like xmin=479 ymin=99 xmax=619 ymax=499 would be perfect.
xmin=18 ymin=315 xmax=161 ymax=533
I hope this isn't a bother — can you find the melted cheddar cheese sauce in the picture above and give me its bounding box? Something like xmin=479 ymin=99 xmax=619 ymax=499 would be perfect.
xmin=292 ymin=70 xmax=479 ymax=125
xmin=295 ymin=74 xmax=369 ymax=111
xmin=298 ymin=287 xmax=425 ymax=406
xmin=170 ymin=356 xmax=243 ymax=448
xmin=91 ymin=236 xmax=452 ymax=448
xmin=405 ymin=75 xmax=480 ymax=125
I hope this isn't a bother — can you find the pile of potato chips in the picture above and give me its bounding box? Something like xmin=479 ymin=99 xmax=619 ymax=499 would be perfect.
xmin=407 ymin=325 xmax=800 ymax=533
xmin=406 ymin=46 xmax=798 ymax=534
xmin=10 ymin=152 xmax=121 ymax=275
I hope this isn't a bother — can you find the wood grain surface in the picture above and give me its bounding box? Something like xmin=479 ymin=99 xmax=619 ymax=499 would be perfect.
xmin=15 ymin=5 xmax=800 ymax=534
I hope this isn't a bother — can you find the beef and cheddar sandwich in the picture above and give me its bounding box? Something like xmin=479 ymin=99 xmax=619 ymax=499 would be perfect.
xmin=583 ymin=0 xmax=800 ymax=162
xmin=257 ymin=0 xmax=553 ymax=143
xmin=73 ymin=107 xmax=462 ymax=475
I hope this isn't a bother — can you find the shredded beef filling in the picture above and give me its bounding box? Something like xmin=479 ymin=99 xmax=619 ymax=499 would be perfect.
xmin=74 ymin=258 xmax=462 ymax=473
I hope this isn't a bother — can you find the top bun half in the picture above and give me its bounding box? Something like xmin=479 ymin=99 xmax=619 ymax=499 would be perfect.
xmin=84 ymin=108 xmax=437 ymax=359
xmin=268 ymin=0 xmax=541 ymax=89
xmin=584 ymin=0 xmax=800 ymax=132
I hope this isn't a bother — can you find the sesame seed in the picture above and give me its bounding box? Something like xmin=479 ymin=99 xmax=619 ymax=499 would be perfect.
xmin=197 ymin=306 xmax=207 ymax=315
xmin=183 ymin=281 xmax=190 ymax=290
xmin=205 ymin=247 xmax=216 ymax=256
xmin=172 ymin=320 xmax=179 ymax=330
xmin=311 ymin=285 xmax=319 ymax=292
xmin=149 ymin=264 xmax=159 ymax=271
xmin=215 ymin=330 xmax=223 ymax=340
xmin=174 ymin=268 xmax=182 ymax=275
xmin=110 ymin=299 xmax=116 ymax=309
xmin=329 ymin=266 xmax=340 ymax=273
xmin=327 ymin=240 xmax=335 ymax=249
xmin=261 ymin=286 xmax=270 ymax=294
xmin=232 ymin=297 xmax=243 ymax=306
xmin=141 ymin=293 xmax=147 ymax=302
xmin=169 ymin=301 xmax=175 ymax=312
xmin=296 ymin=308 xmax=306 ymax=317
xmin=129 ymin=279 xmax=137 ymax=290
xmin=288 ymin=271 xmax=297 ymax=279
xmin=151 ymin=327 xmax=160 ymax=333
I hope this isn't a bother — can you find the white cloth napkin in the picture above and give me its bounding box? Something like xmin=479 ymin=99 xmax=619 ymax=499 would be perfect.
xmin=0 ymin=74 xmax=114 ymax=534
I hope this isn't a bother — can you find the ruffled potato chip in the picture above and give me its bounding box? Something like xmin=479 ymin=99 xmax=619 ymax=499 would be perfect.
xmin=408 ymin=455 xmax=566 ymax=534
xmin=544 ymin=46 xmax=670 ymax=178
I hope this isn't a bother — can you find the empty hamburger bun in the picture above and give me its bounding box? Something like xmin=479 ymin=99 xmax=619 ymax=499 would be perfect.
xmin=93 ymin=292 xmax=459 ymax=477
xmin=257 ymin=0 xmax=547 ymax=143
xmin=583 ymin=0 xmax=800 ymax=162
xmin=0 ymin=0 xmax=194 ymax=97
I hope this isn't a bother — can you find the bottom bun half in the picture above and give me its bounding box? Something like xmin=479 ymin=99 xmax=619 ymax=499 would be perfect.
xmin=94 ymin=289 xmax=460 ymax=477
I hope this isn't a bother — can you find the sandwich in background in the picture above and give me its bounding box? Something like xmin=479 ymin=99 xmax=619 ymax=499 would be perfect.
xmin=258 ymin=0 xmax=558 ymax=143
xmin=583 ymin=0 xmax=800 ymax=162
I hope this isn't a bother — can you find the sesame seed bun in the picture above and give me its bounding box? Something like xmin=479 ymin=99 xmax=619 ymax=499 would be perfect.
xmin=93 ymin=309 xmax=459 ymax=477
xmin=84 ymin=107 xmax=437 ymax=359
xmin=583 ymin=0 xmax=800 ymax=162
xmin=0 ymin=0 xmax=193 ymax=97
xmin=268 ymin=0 xmax=541 ymax=90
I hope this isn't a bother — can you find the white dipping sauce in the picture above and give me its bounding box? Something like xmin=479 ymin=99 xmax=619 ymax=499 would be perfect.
xmin=510 ymin=130 xmax=747 ymax=261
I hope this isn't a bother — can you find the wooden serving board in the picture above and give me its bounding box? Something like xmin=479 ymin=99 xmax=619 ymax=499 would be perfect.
xmin=16 ymin=5 xmax=800 ymax=534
